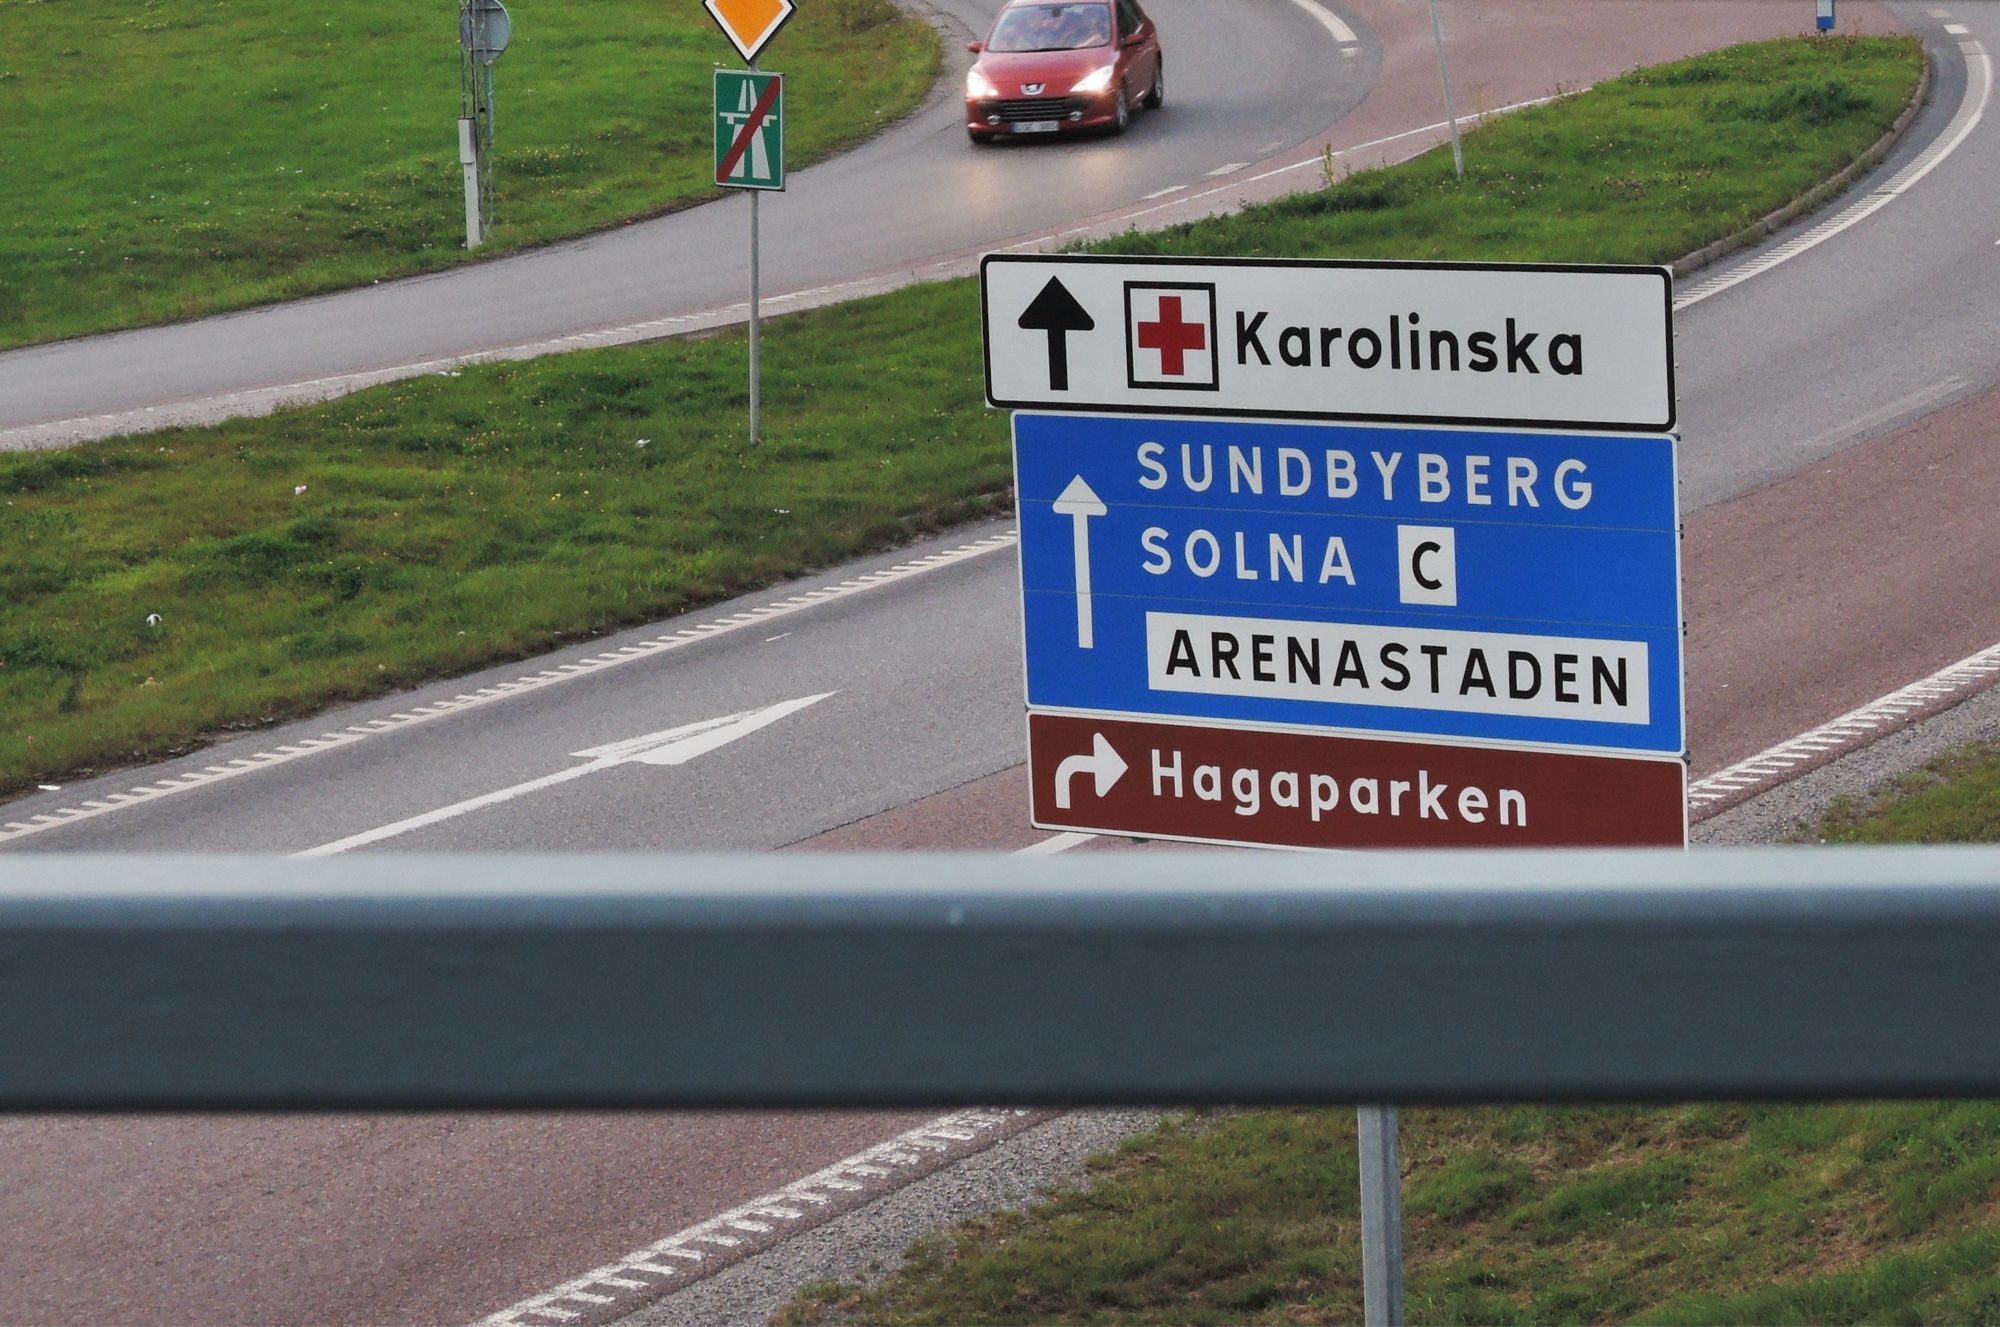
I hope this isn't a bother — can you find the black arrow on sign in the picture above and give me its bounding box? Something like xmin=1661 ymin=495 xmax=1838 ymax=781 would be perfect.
xmin=1017 ymin=277 xmax=1095 ymax=392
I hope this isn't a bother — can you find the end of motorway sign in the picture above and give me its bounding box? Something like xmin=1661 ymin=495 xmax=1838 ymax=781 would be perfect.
xmin=715 ymin=70 xmax=784 ymax=191
xmin=982 ymin=254 xmax=1676 ymax=432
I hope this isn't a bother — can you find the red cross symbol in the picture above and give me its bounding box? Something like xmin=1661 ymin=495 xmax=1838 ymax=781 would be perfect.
xmin=1136 ymin=296 xmax=1208 ymax=376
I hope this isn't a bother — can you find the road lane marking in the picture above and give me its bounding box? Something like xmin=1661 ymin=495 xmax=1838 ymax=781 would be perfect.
xmin=0 ymin=532 xmax=1018 ymax=848
xmin=1140 ymin=184 xmax=1186 ymax=200
xmin=1946 ymin=23 xmax=1969 ymax=34
xmin=471 ymin=1108 xmax=1038 ymax=1327
xmin=1282 ymin=0 xmax=1358 ymax=46
xmin=1678 ymin=39 xmax=1990 ymax=311
xmin=294 ymin=694 xmax=834 ymax=857
xmin=1003 ymin=91 xmax=1577 ymax=255
xmin=1019 ymin=830 xmax=1095 ymax=854
xmin=1803 ymin=376 xmax=1967 ymax=451
xmin=1207 ymin=161 xmax=1248 ymax=176
xmin=1687 ymin=639 xmax=2000 ymax=817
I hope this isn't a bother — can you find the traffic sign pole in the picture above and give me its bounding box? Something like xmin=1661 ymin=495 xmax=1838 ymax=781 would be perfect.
xmin=713 ymin=66 xmax=783 ymax=445
xmin=749 ymin=58 xmax=761 ymax=447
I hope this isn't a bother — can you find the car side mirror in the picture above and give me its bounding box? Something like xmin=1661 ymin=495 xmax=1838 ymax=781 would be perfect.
xmin=1122 ymin=31 xmax=1142 ymax=45
xmin=966 ymin=40 xmax=983 ymax=52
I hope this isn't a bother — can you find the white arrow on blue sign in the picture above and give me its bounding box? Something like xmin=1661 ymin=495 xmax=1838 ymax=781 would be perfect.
xmin=1014 ymin=412 xmax=1685 ymax=756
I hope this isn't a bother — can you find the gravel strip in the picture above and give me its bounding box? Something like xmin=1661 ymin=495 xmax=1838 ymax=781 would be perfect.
xmin=617 ymin=1109 xmax=1166 ymax=1327
xmin=1697 ymin=680 xmax=2000 ymax=846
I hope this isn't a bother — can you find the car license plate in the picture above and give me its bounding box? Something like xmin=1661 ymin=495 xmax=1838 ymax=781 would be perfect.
xmin=1011 ymin=121 xmax=1058 ymax=134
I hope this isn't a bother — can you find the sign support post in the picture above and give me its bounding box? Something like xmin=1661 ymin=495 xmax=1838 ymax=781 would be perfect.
xmin=707 ymin=0 xmax=793 ymax=447
xmin=1358 ymin=1105 xmax=1406 ymax=1326
xmin=457 ymin=0 xmax=511 ymax=248
xmin=1426 ymin=0 xmax=1465 ymax=178
xmin=748 ymin=56 xmax=762 ymax=447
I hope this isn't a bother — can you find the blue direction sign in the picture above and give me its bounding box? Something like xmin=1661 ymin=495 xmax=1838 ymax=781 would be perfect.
xmin=1016 ymin=412 xmax=1684 ymax=755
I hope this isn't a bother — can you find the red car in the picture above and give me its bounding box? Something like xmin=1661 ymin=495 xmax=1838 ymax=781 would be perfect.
xmin=965 ymin=0 xmax=1164 ymax=144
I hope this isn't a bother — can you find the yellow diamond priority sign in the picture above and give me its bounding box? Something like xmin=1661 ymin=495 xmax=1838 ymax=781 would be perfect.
xmin=705 ymin=0 xmax=795 ymax=63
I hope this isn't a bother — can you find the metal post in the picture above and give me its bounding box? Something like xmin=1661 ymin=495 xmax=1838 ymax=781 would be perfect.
xmin=1426 ymin=0 xmax=1465 ymax=179
xmin=1358 ymin=1105 xmax=1405 ymax=1326
xmin=481 ymin=62 xmax=497 ymax=229
xmin=458 ymin=118 xmax=482 ymax=249
xmin=747 ymin=56 xmax=763 ymax=447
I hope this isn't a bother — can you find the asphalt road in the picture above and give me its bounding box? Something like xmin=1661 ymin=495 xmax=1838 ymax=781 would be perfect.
xmin=8 ymin=1 xmax=2000 ymax=1323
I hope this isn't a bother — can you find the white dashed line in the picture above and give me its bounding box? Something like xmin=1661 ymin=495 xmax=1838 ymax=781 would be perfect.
xmin=1140 ymin=184 xmax=1187 ymax=200
xmin=1945 ymin=23 xmax=1969 ymax=34
xmin=1678 ymin=39 xmax=1990 ymax=311
xmin=471 ymin=1108 xmax=1035 ymax=1327
xmin=1000 ymin=91 xmax=1577 ymax=256
xmin=0 ymin=533 xmax=1020 ymax=847
xmin=1206 ymin=161 xmax=1249 ymax=176
xmin=1688 ymin=640 xmax=2000 ymax=816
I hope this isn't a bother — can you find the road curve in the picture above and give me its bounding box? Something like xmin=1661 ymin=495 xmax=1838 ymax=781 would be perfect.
xmin=0 ymin=0 xmax=1370 ymax=447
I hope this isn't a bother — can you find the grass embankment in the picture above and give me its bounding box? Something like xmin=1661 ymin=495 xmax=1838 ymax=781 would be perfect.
xmin=1809 ymin=740 xmax=2000 ymax=843
xmin=778 ymin=756 xmax=2000 ymax=1327
xmin=0 ymin=0 xmax=935 ymax=349
xmin=780 ymin=1104 xmax=2000 ymax=1325
xmin=0 ymin=36 xmax=1920 ymax=795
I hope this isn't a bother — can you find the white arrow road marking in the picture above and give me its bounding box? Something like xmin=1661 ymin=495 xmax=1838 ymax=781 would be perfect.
xmin=294 ymin=692 xmax=834 ymax=857
xmin=1053 ymin=732 xmax=1128 ymax=810
xmin=1051 ymin=475 xmax=1107 ymax=649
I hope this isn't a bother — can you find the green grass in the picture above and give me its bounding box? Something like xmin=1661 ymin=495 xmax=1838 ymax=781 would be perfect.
xmin=0 ymin=35 xmax=1921 ymax=795
xmin=0 ymin=0 xmax=935 ymax=349
xmin=0 ymin=283 xmax=1001 ymax=785
xmin=776 ymin=1104 xmax=2000 ymax=1326
xmin=1805 ymin=740 xmax=2000 ymax=844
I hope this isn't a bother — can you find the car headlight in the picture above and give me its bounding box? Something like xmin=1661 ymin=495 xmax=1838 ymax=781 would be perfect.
xmin=1070 ymin=64 xmax=1117 ymax=95
xmin=966 ymin=69 xmax=1000 ymax=99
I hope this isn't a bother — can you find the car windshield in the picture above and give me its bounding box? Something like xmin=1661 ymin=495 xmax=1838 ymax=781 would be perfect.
xmin=987 ymin=3 xmax=1112 ymax=52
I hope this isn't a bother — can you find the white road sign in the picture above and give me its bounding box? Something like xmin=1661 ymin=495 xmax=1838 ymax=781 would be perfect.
xmin=983 ymin=255 xmax=1676 ymax=432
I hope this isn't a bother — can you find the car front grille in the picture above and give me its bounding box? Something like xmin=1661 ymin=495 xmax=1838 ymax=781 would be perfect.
xmin=994 ymin=97 xmax=1088 ymax=123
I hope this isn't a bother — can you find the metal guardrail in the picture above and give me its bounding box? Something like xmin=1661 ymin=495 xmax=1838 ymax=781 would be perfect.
xmin=4 ymin=847 xmax=2000 ymax=1110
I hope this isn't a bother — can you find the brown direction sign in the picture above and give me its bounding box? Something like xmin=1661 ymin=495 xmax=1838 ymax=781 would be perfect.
xmin=1028 ymin=712 xmax=1687 ymax=850
xmin=705 ymin=0 xmax=796 ymax=63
